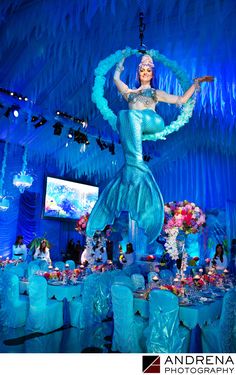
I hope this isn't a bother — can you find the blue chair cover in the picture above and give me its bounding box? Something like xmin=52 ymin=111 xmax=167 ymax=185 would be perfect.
xmin=80 ymin=273 xmax=102 ymax=328
xmin=159 ymin=269 xmax=173 ymax=284
xmin=26 ymin=275 xmax=63 ymax=333
xmin=111 ymin=284 xmax=148 ymax=352
xmin=131 ymin=273 xmax=145 ymax=290
xmin=201 ymin=288 xmax=236 ymax=352
xmin=0 ymin=273 xmax=29 ymax=327
xmin=123 ymin=263 xmax=141 ymax=277
xmin=38 ymin=260 xmax=49 ymax=271
xmin=11 ymin=262 xmax=27 ymax=278
xmin=66 ymin=260 xmax=76 ymax=270
xmin=145 ymin=289 xmax=190 ymax=353
xmin=112 ymin=274 xmax=134 ymax=291
xmin=27 ymin=261 xmax=40 ymax=278
xmin=147 ymin=271 xmax=158 ymax=283
xmin=54 ymin=261 xmax=65 ymax=271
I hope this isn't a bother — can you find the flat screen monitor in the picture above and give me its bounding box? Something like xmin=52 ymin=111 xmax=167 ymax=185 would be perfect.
xmin=43 ymin=176 xmax=99 ymax=220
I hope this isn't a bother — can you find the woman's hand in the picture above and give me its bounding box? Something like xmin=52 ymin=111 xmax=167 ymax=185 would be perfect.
xmin=116 ymin=57 xmax=125 ymax=72
xmin=194 ymin=76 xmax=215 ymax=83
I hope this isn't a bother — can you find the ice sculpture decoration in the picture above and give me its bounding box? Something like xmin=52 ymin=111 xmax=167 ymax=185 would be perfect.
xmin=13 ymin=150 xmax=34 ymax=193
xmin=0 ymin=142 xmax=10 ymax=211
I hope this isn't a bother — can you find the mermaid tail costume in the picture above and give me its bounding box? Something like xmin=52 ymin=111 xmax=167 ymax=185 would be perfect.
xmin=86 ymin=90 xmax=165 ymax=243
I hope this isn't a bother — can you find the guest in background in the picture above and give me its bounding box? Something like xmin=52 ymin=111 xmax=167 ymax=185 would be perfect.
xmin=211 ymin=243 xmax=228 ymax=271
xmin=106 ymin=239 xmax=113 ymax=261
xmin=229 ymin=239 xmax=236 ymax=274
xmin=92 ymin=239 xmax=108 ymax=263
xmin=119 ymin=242 xmax=135 ymax=268
xmin=74 ymin=239 xmax=84 ymax=264
xmin=12 ymin=235 xmax=27 ymax=261
xmin=34 ymin=239 xmax=51 ymax=263
xmin=65 ymin=238 xmax=75 ymax=260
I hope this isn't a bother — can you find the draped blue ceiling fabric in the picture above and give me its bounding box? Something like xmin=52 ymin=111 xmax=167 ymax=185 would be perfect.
xmin=0 ymin=0 xmax=235 ymax=254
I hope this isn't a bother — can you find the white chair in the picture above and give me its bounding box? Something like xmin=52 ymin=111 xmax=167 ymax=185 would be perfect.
xmin=145 ymin=289 xmax=190 ymax=353
xmin=66 ymin=260 xmax=75 ymax=270
xmin=54 ymin=261 xmax=65 ymax=271
xmin=131 ymin=273 xmax=145 ymax=290
xmin=111 ymin=284 xmax=148 ymax=352
xmin=26 ymin=275 xmax=63 ymax=333
xmin=201 ymin=288 xmax=236 ymax=352
xmin=0 ymin=273 xmax=29 ymax=328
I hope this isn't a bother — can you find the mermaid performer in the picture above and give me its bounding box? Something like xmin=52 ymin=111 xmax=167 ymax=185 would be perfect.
xmin=86 ymin=54 xmax=213 ymax=243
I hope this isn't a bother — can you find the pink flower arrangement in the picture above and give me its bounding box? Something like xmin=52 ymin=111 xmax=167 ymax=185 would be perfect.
xmin=75 ymin=212 xmax=90 ymax=234
xmin=164 ymin=200 xmax=206 ymax=235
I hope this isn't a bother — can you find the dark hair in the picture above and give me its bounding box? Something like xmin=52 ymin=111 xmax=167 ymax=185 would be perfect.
xmin=39 ymin=240 xmax=47 ymax=253
xmin=213 ymin=243 xmax=224 ymax=263
xmin=126 ymin=242 xmax=134 ymax=254
xmin=135 ymin=63 xmax=158 ymax=89
xmin=15 ymin=235 xmax=23 ymax=246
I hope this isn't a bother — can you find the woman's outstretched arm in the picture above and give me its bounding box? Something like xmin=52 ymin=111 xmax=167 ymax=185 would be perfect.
xmin=156 ymin=76 xmax=214 ymax=105
xmin=113 ymin=58 xmax=130 ymax=100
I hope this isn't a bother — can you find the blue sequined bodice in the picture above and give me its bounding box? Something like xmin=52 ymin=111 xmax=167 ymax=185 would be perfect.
xmin=128 ymin=88 xmax=156 ymax=105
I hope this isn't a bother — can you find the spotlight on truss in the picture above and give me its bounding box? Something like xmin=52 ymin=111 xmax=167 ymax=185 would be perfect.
xmin=53 ymin=122 xmax=63 ymax=136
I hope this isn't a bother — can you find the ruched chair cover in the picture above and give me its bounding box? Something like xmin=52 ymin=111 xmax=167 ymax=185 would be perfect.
xmin=66 ymin=260 xmax=75 ymax=270
xmin=26 ymin=275 xmax=63 ymax=333
xmin=145 ymin=289 xmax=190 ymax=353
xmin=201 ymin=288 xmax=236 ymax=353
xmin=10 ymin=262 xmax=27 ymax=278
xmin=112 ymin=274 xmax=134 ymax=291
xmin=111 ymin=284 xmax=148 ymax=352
xmin=123 ymin=263 xmax=141 ymax=277
xmin=80 ymin=273 xmax=102 ymax=329
xmin=39 ymin=260 xmax=49 ymax=272
xmin=54 ymin=261 xmax=65 ymax=271
xmin=0 ymin=273 xmax=29 ymax=327
xmin=159 ymin=269 xmax=173 ymax=284
xmin=27 ymin=261 xmax=40 ymax=278
xmin=147 ymin=271 xmax=158 ymax=283
xmin=131 ymin=273 xmax=145 ymax=290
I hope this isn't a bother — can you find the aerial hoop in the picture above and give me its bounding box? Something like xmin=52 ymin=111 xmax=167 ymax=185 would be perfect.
xmin=92 ymin=47 xmax=196 ymax=140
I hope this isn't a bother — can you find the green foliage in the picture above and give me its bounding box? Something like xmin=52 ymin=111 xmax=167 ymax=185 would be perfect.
xmin=28 ymin=233 xmax=51 ymax=253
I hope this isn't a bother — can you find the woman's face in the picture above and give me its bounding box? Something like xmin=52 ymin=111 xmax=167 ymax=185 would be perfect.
xmin=216 ymin=246 xmax=223 ymax=255
xmin=42 ymin=241 xmax=46 ymax=248
xmin=139 ymin=66 xmax=153 ymax=84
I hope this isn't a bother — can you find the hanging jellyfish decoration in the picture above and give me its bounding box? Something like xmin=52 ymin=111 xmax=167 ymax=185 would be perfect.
xmin=0 ymin=142 xmax=11 ymax=211
xmin=85 ymin=46 xmax=214 ymax=244
xmin=13 ymin=145 xmax=34 ymax=194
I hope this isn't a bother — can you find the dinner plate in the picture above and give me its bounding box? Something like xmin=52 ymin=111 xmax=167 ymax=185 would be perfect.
xmin=179 ymin=302 xmax=195 ymax=307
xmin=48 ymin=281 xmax=63 ymax=286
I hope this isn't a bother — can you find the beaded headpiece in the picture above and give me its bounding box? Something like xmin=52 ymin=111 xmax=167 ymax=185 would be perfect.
xmin=138 ymin=55 xmax=155 ymax=70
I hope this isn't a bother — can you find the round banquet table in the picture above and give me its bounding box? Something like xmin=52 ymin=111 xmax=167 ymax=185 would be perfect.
xmin=47 ymin=282 xmax=83 ymax=301
xmin=133 ymin=294 xmax=224 ymax=353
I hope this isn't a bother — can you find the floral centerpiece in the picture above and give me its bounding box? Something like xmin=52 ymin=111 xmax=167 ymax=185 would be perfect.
xmin=75 ymin=212 xmax=90 ymax=234
xmin=43 ymin=268 xmax=81 ymax=283
xmin=164 ymin=200 xmax=205 ymax=260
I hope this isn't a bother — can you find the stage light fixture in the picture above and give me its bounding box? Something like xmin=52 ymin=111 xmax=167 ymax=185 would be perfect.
xmin=4 ymin=105 xmax=20 ymax=119
xmin=108 ymin=142 xmax=115 ymax=155
xmin=53 ymin=122 xmax=63 ymax=136
xmin=68 ymin=128 xmax=74 ymax=139
xmin=96 ymin=137 xmax=108 ymax=150
xmin=34 ymin=117 xmax=47 ymax=128
xmin=74 ymin=129 xmax=89 ymax=145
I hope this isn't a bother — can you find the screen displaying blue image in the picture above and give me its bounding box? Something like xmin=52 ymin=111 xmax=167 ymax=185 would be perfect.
xmin=43 ymin=176 xmax=99 ymax=220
